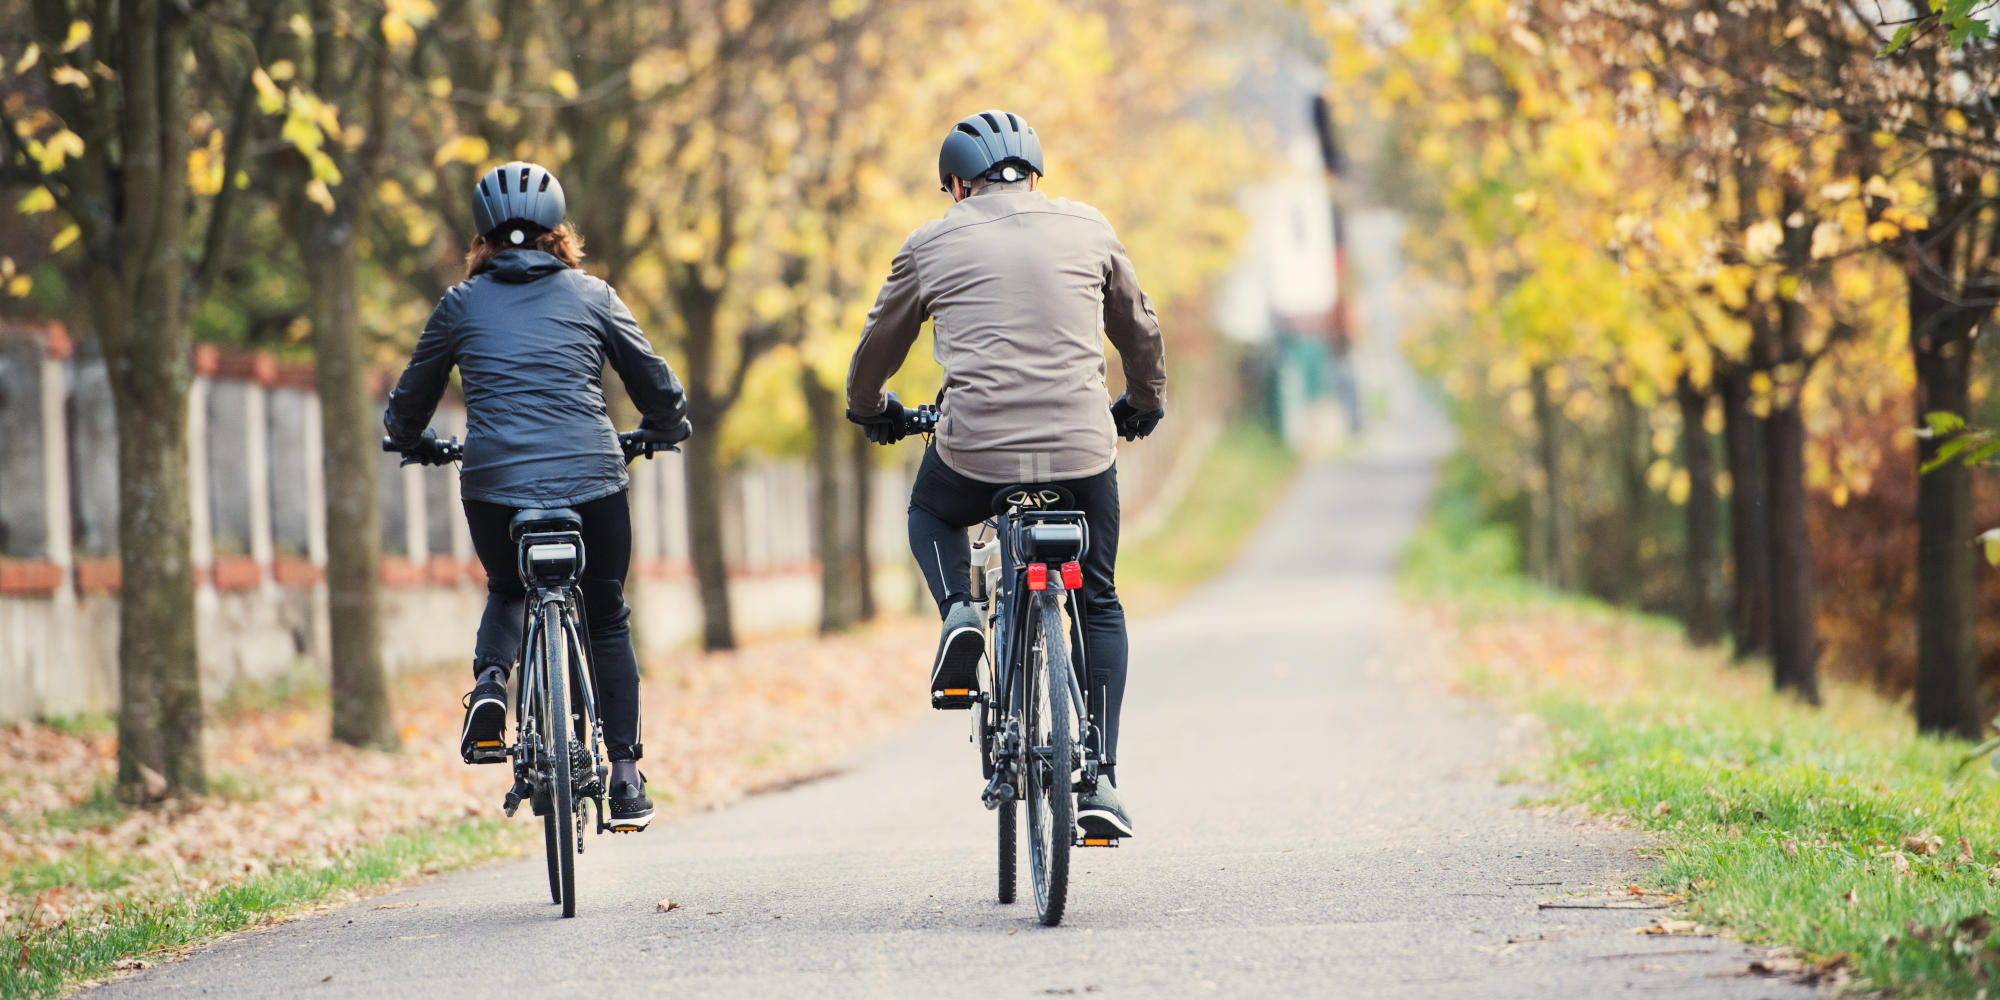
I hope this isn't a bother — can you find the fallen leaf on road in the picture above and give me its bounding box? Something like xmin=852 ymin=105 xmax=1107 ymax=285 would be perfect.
xmin=111 ymin=957 xmax=149 ymax=970
xmin=657 ymin=899 xmax=680 ymax=912
xmin=372 ymin=903 xmax=420 ymax=910
xmin=1651 ymin=800 xmax=1671 ymax=818
xmin=1644 ymin=919 xmax=1700 ymax=935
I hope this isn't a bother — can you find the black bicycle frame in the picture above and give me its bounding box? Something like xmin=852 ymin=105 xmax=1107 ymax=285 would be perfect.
xmin=988 ymin=508 xmax=1098 ymax=795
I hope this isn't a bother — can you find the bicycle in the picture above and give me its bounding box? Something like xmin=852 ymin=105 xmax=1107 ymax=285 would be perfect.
xmin=382 ymin=428 xmax=674 ymax=918
xmin=887 ymin=406 xmax=1111 ymax=927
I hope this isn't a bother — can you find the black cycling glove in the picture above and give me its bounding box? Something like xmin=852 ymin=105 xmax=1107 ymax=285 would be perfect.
xmin=400 ymin=427 xmax=446 ymax=466
xmin=847 ymin=390 xmax=908 ymax=446
xmin=621 ymin=417 xmax=693 ymax=460
xmin=1110 ymin=393 xmax=1165 ymax=441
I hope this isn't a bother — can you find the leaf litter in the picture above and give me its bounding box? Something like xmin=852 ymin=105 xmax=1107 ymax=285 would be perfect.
xmin=1 ymin=623 xmax=931 ymax=973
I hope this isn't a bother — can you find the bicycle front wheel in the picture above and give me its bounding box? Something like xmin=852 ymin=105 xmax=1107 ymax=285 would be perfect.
xmin=544 ymin=603 xmax=577 ymax=918
xmin=1025 ymin=594 xmax=1074 ymax=926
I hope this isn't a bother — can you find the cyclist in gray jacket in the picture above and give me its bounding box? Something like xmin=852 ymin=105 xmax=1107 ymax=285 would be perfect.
xmin=385 ymin=161 xmax=690 ymax=831
xmin=846 ymin=111 xmax=1166 ymax=838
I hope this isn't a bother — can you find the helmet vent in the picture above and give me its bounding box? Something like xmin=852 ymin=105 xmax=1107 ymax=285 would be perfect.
xmin=537 ymin=174 xmax=551 ymax=192
xmin=978 ymin=112 xmax=1003 ymax=133
xmin=479 ymin=179 xmax=491 ymax=196
xmin=1005 ymin=113 xmax=1020 ymax=132
xmin=519 ymin=167 xmax=532 ymax=191
xmin=954 ymin=122 xmax=981 ymax=138
xmin=497 ymin=170 xmax=508 ymax=194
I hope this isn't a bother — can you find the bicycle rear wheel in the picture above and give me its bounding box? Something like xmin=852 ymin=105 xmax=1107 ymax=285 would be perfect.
xmin=1025 ymin=594 xmax=1074 ymax=926
xmin=544 ymin=604 xmax=577 ymax=917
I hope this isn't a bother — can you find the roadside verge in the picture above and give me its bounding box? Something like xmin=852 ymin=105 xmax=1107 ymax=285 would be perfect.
xmin=1404 ymin=457 xmax=2000 ymax=998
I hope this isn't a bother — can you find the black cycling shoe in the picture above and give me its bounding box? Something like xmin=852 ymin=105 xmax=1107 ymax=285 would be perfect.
xmin=931 ymin=600 xmax=985 ymax=710
xmin=607 ymin=777 xmax=653 ymax=832
xmin=459 ymin=678 xmax=508 ymax=764
xmin=1077 ymin=781 xmax=1135 ymax=839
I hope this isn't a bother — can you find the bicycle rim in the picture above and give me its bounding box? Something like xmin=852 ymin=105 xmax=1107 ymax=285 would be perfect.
xmin=1027 ymin=594 xmax=1073 ymax=926
xmin=546 ymin=605 xmax=577 ymax=918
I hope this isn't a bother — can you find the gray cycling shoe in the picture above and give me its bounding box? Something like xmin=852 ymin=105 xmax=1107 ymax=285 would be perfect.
xmin=1077 ymin=780 xmax=1135 ymax=839
xmin=930 ymin=600 xmax=985 ymax=709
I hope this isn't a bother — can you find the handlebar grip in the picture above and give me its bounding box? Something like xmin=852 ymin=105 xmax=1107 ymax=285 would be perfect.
xmin=380 ymin=436 xmax=398 ymax=453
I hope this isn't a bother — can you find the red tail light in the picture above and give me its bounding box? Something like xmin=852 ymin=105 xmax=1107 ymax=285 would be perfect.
xmin=1060 ymin=561 xmax=1082 ymax=589
xmin=1026 ymin=563 xmax=1048 ymax=591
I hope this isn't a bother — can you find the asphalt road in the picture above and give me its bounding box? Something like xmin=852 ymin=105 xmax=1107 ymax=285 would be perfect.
xmin=88 ymin=395 xmax=1820 ymax=999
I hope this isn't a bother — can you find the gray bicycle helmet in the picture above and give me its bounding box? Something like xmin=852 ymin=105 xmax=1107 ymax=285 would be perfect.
xmin=937 ymin=110 xmax=1044 ymax=192
xmin=471 ymin=161 xmax=566 ymax=241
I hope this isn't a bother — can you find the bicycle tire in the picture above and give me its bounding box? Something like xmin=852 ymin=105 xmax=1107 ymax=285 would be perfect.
xmin=545 ymin=603 xmax=577 ymax=918
xmin=526 ymin=636 xmax=561 ymax=905
xmin=1026 ymin=594 xmax=1074 ymax=926
xmin=998 ymin=798 xmax=1017 ymax=904
xmin=542 ymin=811 xmax=561 ymax=903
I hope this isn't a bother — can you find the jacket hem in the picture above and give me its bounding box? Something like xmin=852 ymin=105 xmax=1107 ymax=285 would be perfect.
xmin=458 ymin=479 xmax=628 ymax=510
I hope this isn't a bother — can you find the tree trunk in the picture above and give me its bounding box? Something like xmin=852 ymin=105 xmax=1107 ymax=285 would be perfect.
xmin=90 ymin=4 xmax=206 ymax=801
xmin=1528 ymin=365 xmax=1573 ymax=589
xmin=1719 ymin=368 xmax=1772 ymax=659
xmin=1677 ymin=376 xmax=1722 ymax=646
xmin=302 ymin=212 xmax=397 ymax=749
xmin=1913 ymin=302 xmax=1983 ymax=737
xmin=851 ymin=426 xmax=876 ymax=621
xmin=1765 ymin=374 xmax=1820 ymax=703
xmin=801 ymin=368 xmax=851 ymax=634
xmin=1611 ymin=387 xmax=1647 ymax=606
xmin=681 ymin=428 xmax=736 ymax=650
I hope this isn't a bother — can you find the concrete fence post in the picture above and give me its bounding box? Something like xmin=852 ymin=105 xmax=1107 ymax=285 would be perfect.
xmin=631 ymin=458 xmax=660 ymax=565
xmin=243 ymin=369 xmax=275 ymax=589
xmin=303 ymin=394 xmax=328 ymax=568
xmin=39 ymin=344 xmax=73 ymax=588
xmin=188 ymin=366 xmax=214 ymax=601
xmin=402 ymin=462 xmax=428 ymax=564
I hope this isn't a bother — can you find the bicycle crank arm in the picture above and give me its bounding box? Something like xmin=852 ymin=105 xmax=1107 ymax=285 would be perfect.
xmin=980 ymin=775 xmax=1017 ymax=809
xmin=501 ymin=776 xmax=532 ymax=818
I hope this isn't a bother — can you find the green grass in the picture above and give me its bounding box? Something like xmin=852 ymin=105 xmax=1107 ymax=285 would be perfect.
xmin=1406 ymin=462 xmax=2000 ymax=997
xmin=1119 ymin=422 xmax=1300 ymax=613
xmin=1 ymin=818 xmax=525 ymax=999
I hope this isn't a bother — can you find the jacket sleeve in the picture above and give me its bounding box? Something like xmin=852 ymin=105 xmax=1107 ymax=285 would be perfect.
xmin=383 ymin=294 xmax=458 ymax=448
xmin=845 ymin=240 xmax=926 ymax=416
xmin=599 ymin=283 xmax=689 ymax=432
xmin=1102 ymin=233 xmax=1167 ymax=412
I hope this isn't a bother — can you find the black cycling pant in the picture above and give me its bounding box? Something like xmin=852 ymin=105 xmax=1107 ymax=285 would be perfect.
xmin=463 ymin=491 xmax=642 ymax=761
xmin=906 ymin=446 xmax=1126 ymax=779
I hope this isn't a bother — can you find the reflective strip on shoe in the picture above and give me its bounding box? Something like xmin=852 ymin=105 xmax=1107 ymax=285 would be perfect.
xmin=930 ymin=624 xmax=985 ymax=707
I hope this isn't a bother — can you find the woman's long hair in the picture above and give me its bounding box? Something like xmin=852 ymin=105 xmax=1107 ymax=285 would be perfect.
xmin=464 ymin=221 xmax=586 ymax=278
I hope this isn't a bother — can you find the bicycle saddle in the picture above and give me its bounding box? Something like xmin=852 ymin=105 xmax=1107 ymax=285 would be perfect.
xmin=510 ymin=507 xmax=582 ymax=540
xmin=990 ymin=484 xmax=1077 ymax=517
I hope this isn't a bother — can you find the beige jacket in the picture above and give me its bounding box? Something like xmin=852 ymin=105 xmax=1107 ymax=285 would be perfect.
xmin=845 ymin=190 xmax=1167 ymax=484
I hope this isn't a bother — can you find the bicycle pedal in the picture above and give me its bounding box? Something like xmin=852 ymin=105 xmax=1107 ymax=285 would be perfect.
xmin=465 ymin=740 xmax=508 ymax=764
xmin=1078 ymin=837 xmax=1121 ymax=848
xmin=931 ymin=688 xmax=977 ymax=710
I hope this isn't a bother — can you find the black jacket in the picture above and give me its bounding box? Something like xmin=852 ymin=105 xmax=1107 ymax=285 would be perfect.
xmin=384 ymin=250 xmax=688 ymax=508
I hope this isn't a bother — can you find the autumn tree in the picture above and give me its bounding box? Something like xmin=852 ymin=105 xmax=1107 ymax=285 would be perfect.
xmin=0 ymin=1 xmax=271 ymax=798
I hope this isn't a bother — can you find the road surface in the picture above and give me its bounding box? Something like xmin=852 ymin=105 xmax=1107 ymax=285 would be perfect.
xmin=89 ymin=390 xmax=1817 ymax=999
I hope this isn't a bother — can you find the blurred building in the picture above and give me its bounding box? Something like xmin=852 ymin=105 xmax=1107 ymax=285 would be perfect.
xmin=1214 ymin=41 xmax=1359 ymax=452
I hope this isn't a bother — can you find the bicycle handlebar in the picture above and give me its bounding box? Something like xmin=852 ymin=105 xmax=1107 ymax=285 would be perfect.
xmin=381 ymin=434 xmax=462 ymax=466
xmin=381 ymin=431 xmax=677 ymax=467
xmin=617 ymin=430 xmax=681 ymax=462
xmin=901 ymin=405 xmax=938 ymax=437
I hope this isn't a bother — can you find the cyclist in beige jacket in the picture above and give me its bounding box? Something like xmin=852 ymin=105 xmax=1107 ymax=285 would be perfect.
xmin=846 ymin=110 xmax=1166 ymax=838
